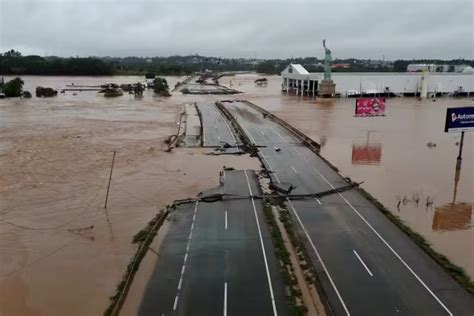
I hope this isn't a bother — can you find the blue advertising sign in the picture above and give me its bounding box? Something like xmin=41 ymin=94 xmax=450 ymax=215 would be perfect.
xmin=444 ymin=106 xmax=474 ymax=133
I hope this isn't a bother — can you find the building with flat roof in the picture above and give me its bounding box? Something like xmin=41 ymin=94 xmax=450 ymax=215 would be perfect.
xmin=281 ymin=63 xmax=474 ymax=97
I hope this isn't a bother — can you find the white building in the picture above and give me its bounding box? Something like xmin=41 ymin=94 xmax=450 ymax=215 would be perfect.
xmin=280 ymin=63 xmax=474 ymax=97
xmin=454 ymin=64 xmax=471 ymax=73
xmin=407 ymin=64 xmax=437 ymax=72
xmin=280 ymin=64 xmax=318 ymax=96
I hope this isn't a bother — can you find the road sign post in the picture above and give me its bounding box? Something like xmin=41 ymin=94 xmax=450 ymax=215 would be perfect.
xmin=444 ymin=106 xmax=474 ymax=174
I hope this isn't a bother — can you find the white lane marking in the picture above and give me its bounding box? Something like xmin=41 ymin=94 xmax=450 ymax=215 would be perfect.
xmin=287 ymin=199 xmax=350 ymax=315
xmin=173 ymin=295 xmax=179 ymax=310
xmin=260 ymin=151 xmax=281 ymax=183
xmin=244 ymin=170 xmax=278 ymax=316
xmin=290 ymin=165 xmax=298 ymax=174
xmin=353 ymin=250 xmax=374 ymax=277
xmin=241 ymin=126 xmax=257 ymax=144
xmin=173 ymin=201 xmax=198 ymax=311
xmin=223 ymin=282 xmax=228 ymax=316
xmin=225 ymin=210 xmax=228 ymax=230
xmin=316 ymin=198 xmax=322 ymax=205
xmin=260 ymin=130 xmax=265 ymax=136
xmin=270 ymin=126 xmax=288 ymax=143
xmin=311 ymin=167 xmax=453 ymax=315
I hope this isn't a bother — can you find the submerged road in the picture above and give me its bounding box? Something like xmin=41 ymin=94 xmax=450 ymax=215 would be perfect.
xmin=139 ymin=170 xmax=289 ymax=316
xmin=224 ymin=100 xmax=473 ymax=316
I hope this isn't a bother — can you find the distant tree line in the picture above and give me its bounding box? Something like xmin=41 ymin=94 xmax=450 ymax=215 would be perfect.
xmin=1 ymin=50 xmax=473 ymax=76
xmin=0 ymin=50 xmax=113 ymax=75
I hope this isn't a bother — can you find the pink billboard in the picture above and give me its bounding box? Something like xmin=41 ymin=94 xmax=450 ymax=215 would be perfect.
xmin=355 ymin=98 xmax=386 ymax=117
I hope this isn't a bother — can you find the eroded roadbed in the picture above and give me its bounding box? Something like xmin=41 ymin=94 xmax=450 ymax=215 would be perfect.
xmin=178 ymin=102 xmax=242 ymax=154
xmin=139 ymin=170 xmax=289 ymax=316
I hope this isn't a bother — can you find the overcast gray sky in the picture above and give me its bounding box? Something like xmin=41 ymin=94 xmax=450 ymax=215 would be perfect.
xmin=0 ymin=0 xmax=472 ymax=59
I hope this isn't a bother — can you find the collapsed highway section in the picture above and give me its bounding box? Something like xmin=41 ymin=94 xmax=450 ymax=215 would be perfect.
xmin=219 ymin=100 xmax=473 ymax=316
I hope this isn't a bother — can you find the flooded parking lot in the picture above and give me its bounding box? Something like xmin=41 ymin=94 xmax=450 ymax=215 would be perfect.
xmin=0 ymin=74 xmax=472 ymax=315
xmin=224 ymin=73 xmax=473 ymax=277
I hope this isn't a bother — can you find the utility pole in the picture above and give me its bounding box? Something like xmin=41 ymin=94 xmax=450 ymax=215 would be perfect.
xmin=104 ymin=150 xmax=117 ymax=209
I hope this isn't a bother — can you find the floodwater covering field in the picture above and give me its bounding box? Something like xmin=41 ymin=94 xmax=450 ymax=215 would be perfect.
xmin=0 ymin=74 xmax=472 ymax=316
xmin=0 ymin=76 xmax=257 ymax=316
xmin=223 ymin=73 xmax=473 ymax=277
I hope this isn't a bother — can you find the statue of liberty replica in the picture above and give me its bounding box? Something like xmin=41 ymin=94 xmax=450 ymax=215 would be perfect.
xmin=318 ymin=39 xmax=336 ymax=97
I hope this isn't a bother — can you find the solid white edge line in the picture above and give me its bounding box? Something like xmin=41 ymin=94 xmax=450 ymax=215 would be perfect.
xmin=260 ymin=151 xmax=281 ymax=183
xmin=241 ymin=126 xmax=257 ymax=144
xmin=173 ymin=295 xmax=179 ymax=310
xmin=216 ymin=104 xmax=237 ymax=143
xmin=223 ymin=282 xmax=228 ymax=316
xmin=290 ymin=165 xmax=298 ymax=174
xmin=244 ymin=170 xmax=278 ymax=316
xmin=353 ymin=250 xmax=374 ymax=277
xmin=287 ymin=199 xmax=351 ymax=315
xmin=311 ymin=167 xmax=453 ymax=316
xmin=248 ymin=115 xmax=451 ymax=315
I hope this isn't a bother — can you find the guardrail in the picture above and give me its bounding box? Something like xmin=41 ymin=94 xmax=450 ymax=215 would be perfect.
xmin=238 ymin=100 xmax=321 ymax=154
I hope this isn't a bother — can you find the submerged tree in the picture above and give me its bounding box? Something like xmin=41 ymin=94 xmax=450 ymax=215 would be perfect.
xmin=152 ymin=77 xmax=171 ymax=96
xmin=2 ymin=77 xmax=24 ymax=97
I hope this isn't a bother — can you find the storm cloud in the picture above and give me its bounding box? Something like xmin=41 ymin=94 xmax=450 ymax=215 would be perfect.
xmin=0 ymin=0 xmax=472 ymax=59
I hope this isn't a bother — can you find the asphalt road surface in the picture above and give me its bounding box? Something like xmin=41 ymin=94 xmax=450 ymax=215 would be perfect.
xmin=196 ymin=102 xmax=237 ymax=147
xmin=224 ymin=100 xmax=474 ymax=316
xmin=178 ymin=76 xmax=238 ymax=94
xmin=139 ymin=170 xmax=289 ymax=316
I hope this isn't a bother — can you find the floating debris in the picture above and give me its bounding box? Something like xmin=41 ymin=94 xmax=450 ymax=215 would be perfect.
xmin=36 ymin=86 xmax=58 ymax=97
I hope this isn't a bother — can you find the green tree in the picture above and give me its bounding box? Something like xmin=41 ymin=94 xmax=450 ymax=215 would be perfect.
xmin=2 ymin=77 xmax=24 ymax=97
xmin=152 ymin=77 xmax=171 ymax=96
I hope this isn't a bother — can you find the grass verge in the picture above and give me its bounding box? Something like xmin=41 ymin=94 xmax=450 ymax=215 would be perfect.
xmin=104 ymin=205 xmax=173 ymax=316
xmin=357 ymin=187 xmax=474 ymax=294
xmin=262 ymin=198 xmax=307 ymax=315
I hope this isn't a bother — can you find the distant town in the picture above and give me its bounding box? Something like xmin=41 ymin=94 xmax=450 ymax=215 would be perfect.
xmin=0 ymin=49 xmax=473 ymax=76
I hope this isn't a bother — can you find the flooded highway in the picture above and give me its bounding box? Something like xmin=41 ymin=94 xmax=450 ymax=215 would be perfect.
xmin=222 ymin=74 xmax=473 ymax=278
xmin=0 ymin=74 xmax=472 ymax=315
xmin=223 ymin=99 xmax=473 ymax=315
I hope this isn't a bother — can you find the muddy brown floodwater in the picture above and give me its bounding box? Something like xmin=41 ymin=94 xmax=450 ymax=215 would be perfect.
xmin=223 ymin=73 xmax=473 ymax=277
xmin=1 ymin=74 xmax=472 ymax=316
xmin=0 ymin=76 xmax=258 ymax=316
